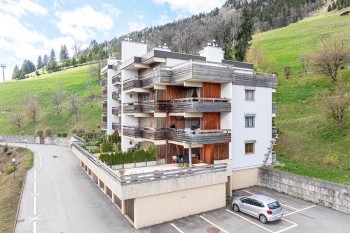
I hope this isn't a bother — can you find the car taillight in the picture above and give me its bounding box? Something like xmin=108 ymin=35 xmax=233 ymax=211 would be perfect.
xmin=267 ymin=210 xmax=272 ymax=215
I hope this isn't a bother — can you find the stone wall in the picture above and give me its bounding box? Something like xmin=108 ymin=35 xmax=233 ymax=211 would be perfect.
xmin=0 ymin=135 xmax=72 ymax=147
xmin=258 ymin=168 xmax=350 ymax=214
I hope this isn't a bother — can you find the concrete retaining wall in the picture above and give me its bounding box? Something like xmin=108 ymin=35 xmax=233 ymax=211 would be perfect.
xmin=0 ymin=135 xmax=72 ymax=147
xmin=258 ymin=168 xmax=350 ymax=214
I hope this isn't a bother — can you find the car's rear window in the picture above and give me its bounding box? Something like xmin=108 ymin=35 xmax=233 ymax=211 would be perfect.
xmin=267 ymin=201 xmax=281 ymax=210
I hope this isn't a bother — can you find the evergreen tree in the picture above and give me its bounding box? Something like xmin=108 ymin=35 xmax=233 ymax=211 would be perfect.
xmin=234 ymin=7 xmax=253 ymax=61
xmin=21 ymin=59 xmax=36 ymax=74
xmin=49 ymin=49 xmax=56 ymax=64
xmin=37 ymin=55 xmax=44 ymax=70
xmin=43 ymin=54 xmax=49 ymax=67
xmin=59 ymin=45 xmax=69 ymax=62
xmin=12 ymin=65 xmax=20 ymax=80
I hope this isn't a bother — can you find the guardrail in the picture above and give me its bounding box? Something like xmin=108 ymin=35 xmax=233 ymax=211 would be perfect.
xmin=72 ymin=141 xmax=228 ymax=186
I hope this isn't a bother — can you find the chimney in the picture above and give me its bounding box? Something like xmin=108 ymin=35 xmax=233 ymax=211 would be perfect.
xmin=121 ymin=35 xmax=148 ymax=62
xmin=199 ymin=40 xmax=224 ymax=63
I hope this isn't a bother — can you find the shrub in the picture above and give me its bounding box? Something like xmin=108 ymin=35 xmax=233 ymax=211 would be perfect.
xmin=20 ymin=131 xmax=25 ymax=136
xmin=35 ymin=129 xmax=43 ymax=137
xmin=57 ymin=133 xmax=62 ymax=137
xmin=4 ymin=144 xmax=9 ymax=153
xmin=70 ymin=127 xmax=77 ymax=134
xmin=323 ymin=155 xmax=338 ymax=166
xmin=5 ymin=166 xmax=16 ymax=175
xmin=62 ymin=132 xmax=68 ymax=137
xmin=44 ymin=127 xmax=53 ymax=137
xmin=283 ymin=66 xmax=292 ymax=79
xmin=77 ymin=128 xmax=85 ymax=135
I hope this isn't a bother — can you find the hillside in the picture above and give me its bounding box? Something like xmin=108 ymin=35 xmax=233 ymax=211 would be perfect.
xmin=0 ymin=65 xmax=102 ymax=135
xmin=256 ymin=9 xmax=350 ymax=184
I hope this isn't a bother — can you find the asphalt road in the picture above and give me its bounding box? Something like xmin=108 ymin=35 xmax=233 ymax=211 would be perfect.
xmin=9 ymin=143 xmax=134 ymax=233
xmin=7 ymin=143 xmax=350 ymax=233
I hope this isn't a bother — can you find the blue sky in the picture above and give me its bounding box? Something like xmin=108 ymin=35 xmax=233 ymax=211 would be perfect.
xmin=0 ymin=0 xmax=225 ymax=81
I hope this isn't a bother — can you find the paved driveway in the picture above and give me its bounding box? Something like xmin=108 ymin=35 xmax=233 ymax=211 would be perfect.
xmin=8 ymin=143 xmax=350 ymax=233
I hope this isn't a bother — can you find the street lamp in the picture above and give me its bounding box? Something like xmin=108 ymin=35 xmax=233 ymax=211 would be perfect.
xmin=0 ymin=64 xmax=6 ymax=82
xmin=12 ymin=158 xmax=16 ymax=179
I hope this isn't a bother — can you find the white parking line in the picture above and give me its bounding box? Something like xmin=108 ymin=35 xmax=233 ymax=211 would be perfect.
xmin=274 ymin=218 xmax=298 ymax=233
xmin=242 ymin=189 xmax=255 ymax=195
xmin=200 ymin=215 xmax=229 ymax=233
xmin=34 ymin=180 xmax=37 ymax=194
xmin=226 ymin=209 xmax=274 ymax=233
xmin=284 ymin=205 xmax=316 ymax=217
xmin=280 ymin=203 xmax=299 ymax=211
xmin=170 ymin=223 xmax=185 ymax=233
xmin=33 ymin=196 xmax=37 ymax=215
xmin=33 ymin=221 xmax=36 ymax=233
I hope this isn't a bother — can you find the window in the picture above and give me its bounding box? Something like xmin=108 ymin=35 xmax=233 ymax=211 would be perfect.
xmin=245 ymin=90 xmax=255 ymax=101
xmin=245 ymin=116 xmax=255 ymax=128
xmin=245 ymin=143 xmax=255 ymax=154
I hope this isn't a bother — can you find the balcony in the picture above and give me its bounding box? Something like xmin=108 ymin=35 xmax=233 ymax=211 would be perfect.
xmin=112 ymin=92 xmax=121 ymax=101
xmin=169 ymin=98 xmax=231 ymax=113
xmin=140 ymin=127 xmax=167 ymax=140
xmin=102 ymin=122 xmax=107 ymax=130
xmin=112 ymin=107 xmax=121 ymax=115
xmin=167 ymin=129 xmax=231 ymax=145
xmin=272 ymin=102 xmax=277 ymax=115
xmin=123 ymin=126 xmax=142 ymax=138
xmin=123 ymin=78 xmax=141 ymax=91
xmin=123 ymin=101 xmax=167 ymax=114
xmin=112 ymin=74 xmax=121 ymax=85
xmin=100 ymin=79 xmax=107 ymax=87
xmin=102 ymin=94 xmax=107 ymax=102
xmin=102 ymin=107 xmax=107 ymax=116
xmin=112 ymin=123 xmax=121 ymax=131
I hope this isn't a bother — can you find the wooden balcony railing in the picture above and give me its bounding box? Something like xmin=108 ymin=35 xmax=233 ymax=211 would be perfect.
xmin=102 ymin=107 xmax=107 ymax=115
xmin=123 ymin=101 xmax=167 ymax=114
xmin=121 ymin=127 xmax=231 ymax=144
xmin=272 ymin=102 xmax=277 ymax=114
xmin=123 ymin=78 xmax=141 ymax=91
xmin=112 ymin=107 xmax=121 ymax=115
xmin=140 ymin=127 xmax=167 ymax=140
xmin=112 ymin=123 xmax=121 ymax=131
xmin=167 ymin=128 xmax=231 ymax=144
xmin=169 ymin=98 xmax=231 ymax=113
xmin=112 ymin=91 xmax=121 ymax=101
xmin=112 ymin=74 xmax=121 ymax=85
xmin=122 ymin=126 xmax=142 ymax=138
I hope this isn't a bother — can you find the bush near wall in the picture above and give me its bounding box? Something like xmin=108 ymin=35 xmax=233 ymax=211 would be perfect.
xmin=98 ymin=145 xmax=157 ymax=166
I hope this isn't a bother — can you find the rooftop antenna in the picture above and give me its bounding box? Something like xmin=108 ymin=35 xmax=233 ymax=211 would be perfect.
xmin=0 ymin=64 xmax=6 ymax=82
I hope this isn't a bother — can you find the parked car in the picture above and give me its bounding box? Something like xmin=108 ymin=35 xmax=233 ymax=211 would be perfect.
xmin=232 ymin=195 xmax=283 ymax=224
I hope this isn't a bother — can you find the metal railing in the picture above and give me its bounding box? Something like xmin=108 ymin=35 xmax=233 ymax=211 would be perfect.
xmin=123 ymin=100 xmax=168 ymax=114
xmin=169 ymin=98 xmax=231 ymax=113
xmin=167 ymin=128 xmax=231 ymax=144
xmin=112 ymin=74 xmax=121 ymax=84
xmin=272 ymin=102 xmax=277 ymax=114
xmin=102 ymin=122 xmax=107 ymax=130
xmin=112 ymin=107 xmax=121 ymax=115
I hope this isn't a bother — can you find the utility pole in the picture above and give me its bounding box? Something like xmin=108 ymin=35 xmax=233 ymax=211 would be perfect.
xmin=0 ymin=64 xmax=6 ymax=82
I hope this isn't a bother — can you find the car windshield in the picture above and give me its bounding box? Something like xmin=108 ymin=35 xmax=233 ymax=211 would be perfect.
xmin=267 ymin=201 xmax=281 ymax=210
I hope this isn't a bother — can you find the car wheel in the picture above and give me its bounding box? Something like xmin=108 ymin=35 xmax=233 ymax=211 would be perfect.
xmin=259 ymin=214 xmax=267 ymax=224
xmin=232 ymin=204 xmax=239 ymax=212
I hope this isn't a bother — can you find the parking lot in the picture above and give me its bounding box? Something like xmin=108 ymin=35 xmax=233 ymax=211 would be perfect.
xmin=145 ymin=186 xmax=350 ymax=233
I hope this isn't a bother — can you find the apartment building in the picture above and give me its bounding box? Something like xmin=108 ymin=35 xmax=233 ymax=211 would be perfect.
xmin=101 ymin=39 xmax=278 ymax=190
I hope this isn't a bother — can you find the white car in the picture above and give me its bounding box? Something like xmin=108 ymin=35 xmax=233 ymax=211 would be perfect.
xmin=232 ymin=195 xmax=283 ymax=224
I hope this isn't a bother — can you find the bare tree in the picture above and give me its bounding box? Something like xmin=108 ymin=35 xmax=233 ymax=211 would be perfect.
xmin=9 ymin=109 xmax=24 ymax=129
xmin=69 ymin=93 xmax=80 ymax=122
xmin=245 ymin=30 xmax=269 ymax=72
xmin=312 ymin=36 xmax=350 ymax=82
xmin=299 ymin=54 xmax=310 ymax=73
xmin=52 ymin=83 xmax=65 ymax=116
xmin=25 ymin=95 xmax=40 ymax=123
xmin=321 ymin=82 xmax=350 ymax=129
xmin=71 ymin=42 xmax=82 ymax=59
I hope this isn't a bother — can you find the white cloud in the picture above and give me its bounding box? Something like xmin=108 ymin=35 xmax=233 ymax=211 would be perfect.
xmin=127 ymin=15 xmax=146 ymax=32
xmin=0 ymin=0 xmax=47 ymax=17
xmin=153 ymin=0 xmax=225 ymax=14
xmin=102 ymin=3 xmax=122 ymax=16
xmin=54 ymin=5 xmax=114 ymax=41
xmin=157 ymin=12 xmax=170 ymax=25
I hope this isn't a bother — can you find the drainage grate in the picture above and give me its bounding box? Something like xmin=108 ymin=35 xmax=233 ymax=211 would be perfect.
xmin=16 ymin=219 xmax=25 ymax=223
xmin=207 ymin=227 xmax=220 ymax=233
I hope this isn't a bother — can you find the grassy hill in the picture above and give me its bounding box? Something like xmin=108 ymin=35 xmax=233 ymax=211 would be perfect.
xmin=256 ymin=9 xmax=350 ymax=184
xmin=0 ymin=65 xmax=102 ymax=135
